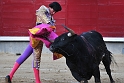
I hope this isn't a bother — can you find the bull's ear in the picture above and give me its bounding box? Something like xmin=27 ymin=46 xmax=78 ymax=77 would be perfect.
xmin=67 ymin=32 xmax=73 ymax=37
xmin=62 ymin=24 xmax=75 ymax=35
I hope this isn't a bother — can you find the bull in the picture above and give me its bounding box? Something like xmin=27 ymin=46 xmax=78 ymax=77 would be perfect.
xmin=49 ymin=25 xmax=115 ymax=83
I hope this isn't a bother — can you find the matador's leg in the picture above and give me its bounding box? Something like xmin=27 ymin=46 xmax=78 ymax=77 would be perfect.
xmin=5 ymin=44 xmax=33 ymax=83
xmin=33 ymin=41 xmax=43 ymax=83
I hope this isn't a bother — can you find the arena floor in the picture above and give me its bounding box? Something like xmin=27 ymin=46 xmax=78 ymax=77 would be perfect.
xmin=0 ymin=53 xmax=124 ymax=83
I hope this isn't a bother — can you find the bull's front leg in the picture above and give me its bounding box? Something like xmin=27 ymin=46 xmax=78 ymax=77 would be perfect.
xmin=66 ymin=58 xmax=85 ymax=82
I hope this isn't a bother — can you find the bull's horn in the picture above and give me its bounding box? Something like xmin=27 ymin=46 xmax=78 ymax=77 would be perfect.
xmin=67 ymin=33 xmax=72 ymax=37
xmin=62 ymin=24 xmax=75 ymax=35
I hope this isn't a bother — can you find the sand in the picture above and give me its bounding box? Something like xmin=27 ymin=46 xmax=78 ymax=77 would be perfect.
xmin=0 ymin=53 xmax=124 ymax=83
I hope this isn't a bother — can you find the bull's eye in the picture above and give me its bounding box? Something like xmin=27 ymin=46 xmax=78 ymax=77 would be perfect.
xmin=61 ymin=38 xmax=65 ymax=41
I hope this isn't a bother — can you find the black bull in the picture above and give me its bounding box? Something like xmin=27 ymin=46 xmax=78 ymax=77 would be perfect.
xmin=49 ymin=27 xmax=115 ymax=83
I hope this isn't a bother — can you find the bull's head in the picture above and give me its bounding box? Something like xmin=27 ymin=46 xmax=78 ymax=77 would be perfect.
xmin=49 ymin=25 xmax=77 ymax=55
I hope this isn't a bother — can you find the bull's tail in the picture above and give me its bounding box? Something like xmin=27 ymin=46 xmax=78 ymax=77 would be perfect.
xmin=103 ymin=50 xmax=116 ymax=83
xmin=105 ymin=50 xmax=118 ymax=67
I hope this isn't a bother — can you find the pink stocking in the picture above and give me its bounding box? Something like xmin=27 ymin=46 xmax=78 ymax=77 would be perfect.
xmin=33 ymin=68 xmax=41 ymax=83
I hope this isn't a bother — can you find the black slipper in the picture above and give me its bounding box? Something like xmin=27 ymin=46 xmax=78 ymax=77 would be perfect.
xmin=5 ymin=75 xmax=12 ymax=83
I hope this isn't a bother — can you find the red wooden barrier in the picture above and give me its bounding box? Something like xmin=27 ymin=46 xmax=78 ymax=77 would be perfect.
xmin=0 ymin=0 xmax=124 ymax=37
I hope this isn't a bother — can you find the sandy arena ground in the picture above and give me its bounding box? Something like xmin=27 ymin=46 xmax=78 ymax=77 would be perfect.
xmin=0 ymin=52 xmax=124 ymax=83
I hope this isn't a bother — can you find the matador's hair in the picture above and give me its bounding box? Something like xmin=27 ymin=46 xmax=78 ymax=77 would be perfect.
xmin=49 ymin=2 xmax=62 ymax=12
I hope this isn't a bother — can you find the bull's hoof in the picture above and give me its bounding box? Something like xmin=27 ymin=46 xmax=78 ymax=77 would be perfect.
xmin=5 ymin=75 xmax=12 ymax=83
xmin=80 ymin=80 xmax=88 ymax=83
xmin=111 ymin=81 xmax=115 ymax=83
